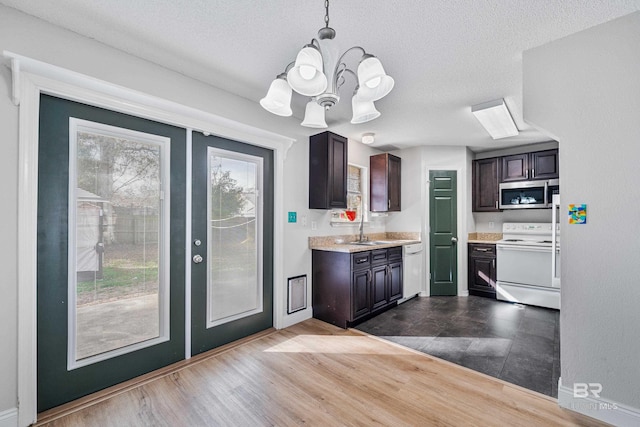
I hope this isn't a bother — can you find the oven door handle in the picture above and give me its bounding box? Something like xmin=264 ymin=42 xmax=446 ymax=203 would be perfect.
xmin=497 ymin=245 xmax=552 ymax=253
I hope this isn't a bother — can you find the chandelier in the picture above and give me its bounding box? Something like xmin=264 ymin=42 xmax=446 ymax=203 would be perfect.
xmin=259 ymin=0 xmax=394 ymax=128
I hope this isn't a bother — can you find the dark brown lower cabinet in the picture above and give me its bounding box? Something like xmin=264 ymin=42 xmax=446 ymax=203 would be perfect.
xmin=312 ymin=247 xmax=403 ymax=328
xmin=468 ymin=243 xmax=497 ymax=299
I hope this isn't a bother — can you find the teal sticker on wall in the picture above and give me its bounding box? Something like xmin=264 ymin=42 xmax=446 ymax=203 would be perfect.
xmin=288 ymin=211 xmax=297 ymax=223
xmin=568 ymin=204 xmax=587 ymax=224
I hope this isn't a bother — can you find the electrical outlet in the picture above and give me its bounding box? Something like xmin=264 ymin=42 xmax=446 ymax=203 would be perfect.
xmin=300 ymin=215 xmax=307 ymax=227
xmin=288 ymin=212 xmax=297 ymax=223
xmin=311 ymin=221 xmax=317 ymax=230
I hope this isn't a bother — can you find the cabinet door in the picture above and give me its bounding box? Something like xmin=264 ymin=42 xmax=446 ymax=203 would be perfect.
xmin=328 ymin=133 xmax=348 ymax=208
xmin=370 ymin=153 xmax=401 ymax=212
xmin=352 ymin=269 xmax=371 ymax=319
xmin=309 ymin=131 xmax=347 ymax=209
xmin=531 ymin=149 xmax=559 ymax=179
xmin=388 ymin=261 xmax=403 ymax=302
xmin=472 ymin=158 xmax=500 ymax=212
xmin=371 ymin=264 xmax=388 ymax=310
xmin=388 ymin=154 xmax=401 ymax=211
xmin=501 ymin=153 xmax=529 ymax=182
xmin=468 ymin=257 xmax=495 ymax=291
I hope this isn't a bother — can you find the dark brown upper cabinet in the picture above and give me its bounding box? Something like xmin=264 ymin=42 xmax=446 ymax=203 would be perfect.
xmin=530 ymin=149 xmax=560 ymax=180
xmin=309 ymin=131 xmax=348 ymax=209
xmin=501 ymin=153 xmax=529 ymax=182
xmin=370 ymin=153 xmax=401 ymax=212
xmin=501 ymin=149 xmax=558 ymax=182
xmin=472 ymin=157 xmax=500 ymax=212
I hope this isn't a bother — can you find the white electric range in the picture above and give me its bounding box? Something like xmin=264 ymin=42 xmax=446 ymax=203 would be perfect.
xmin=496 ymin=222 xmax=560 ymax=310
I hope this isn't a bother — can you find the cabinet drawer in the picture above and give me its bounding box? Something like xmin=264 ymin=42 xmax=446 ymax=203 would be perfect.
xmin=469 ymin=243 xmax=496 ymax=257
xmin=371 ymin=249 xmax=388 ymax=265
xmin=351 ymin=252 xmax=371 ymax=270
xmin=388 ymin=246 xmax=402 ymax=261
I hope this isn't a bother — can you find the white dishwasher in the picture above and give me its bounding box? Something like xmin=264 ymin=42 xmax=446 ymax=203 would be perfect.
xmin=399 ymin=243 xmax=423 ymax=303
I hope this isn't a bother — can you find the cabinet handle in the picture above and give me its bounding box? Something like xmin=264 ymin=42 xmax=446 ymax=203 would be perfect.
xmin=493 ymin=259 xmax=496 ymax=268
xmin=388 ymin=199 xmax=391 ymax=209
xmin=495 ymin=200 xmax=498 ymax=209
xmin=526 ymin=169 xmax=529 ymax=179
xmin=532 ymin=168 xmax=535 ymax=178
xmin=368 ymin=271 xmax=371 ymax=284
xmin=475 ymin=248 xmax=490 ymax=252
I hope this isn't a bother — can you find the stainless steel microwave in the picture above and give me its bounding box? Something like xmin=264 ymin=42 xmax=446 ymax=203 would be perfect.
xmin=499 ymin=179 xmax=559 ymax=209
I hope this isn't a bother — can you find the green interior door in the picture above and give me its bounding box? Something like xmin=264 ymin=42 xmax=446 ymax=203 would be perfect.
xmin=429 ymin=170 xmax=458 ymax=296
xmin=190 ymin=132 xmax=274 ymax=355
xmin=37 ymin=95 xmax=186 ymax=412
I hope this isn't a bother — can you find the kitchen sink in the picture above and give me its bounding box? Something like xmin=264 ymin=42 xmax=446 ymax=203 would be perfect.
xmin=347 ymin=241 xmax=387 ymax=246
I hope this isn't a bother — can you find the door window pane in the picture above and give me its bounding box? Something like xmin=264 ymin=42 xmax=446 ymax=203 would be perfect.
xmin=207 ymin=149 xmax=263 ymax=327
xmin=69 ymin=119 xmax=169 ymax=368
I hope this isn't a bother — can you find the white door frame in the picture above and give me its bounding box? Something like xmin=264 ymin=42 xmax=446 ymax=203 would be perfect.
xmin=5 ymin=51 xmax=294 ymax=426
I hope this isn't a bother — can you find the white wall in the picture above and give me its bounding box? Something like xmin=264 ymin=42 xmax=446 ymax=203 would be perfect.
xmin=283 ymin=137 xmax=383 ymax=323
xmin=388 ymin=145 xmax=472 ymax=296
xmin=473 ymin=210 xmax=552 ymax=232
xmin=524 ymin=11 xmax=640 ymax=412
xmin=0 ymin=5 xmax=396 ymax=415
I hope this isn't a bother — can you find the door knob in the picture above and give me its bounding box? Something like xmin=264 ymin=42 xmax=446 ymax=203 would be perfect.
xmin=451 ymin=237 xmax=458 ymax=243
xmin=193 ymin=254 xmax=203 ymax=264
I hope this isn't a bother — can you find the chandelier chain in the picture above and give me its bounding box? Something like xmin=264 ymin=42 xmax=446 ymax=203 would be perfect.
xmin=324 ymin=0 xmax=330 ymax=28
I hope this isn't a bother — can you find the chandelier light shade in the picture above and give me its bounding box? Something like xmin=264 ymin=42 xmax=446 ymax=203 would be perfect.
xmin=287 ymin=45 xmax=328 ymax=96
xmin=260 ymin=0 xmax=394 ymax=128
xmin=351 ymin=97 xmax=380 ymax=124
xmin=301 ymin=100 xmax=328 ymax=128
xmin=259 ymin=74 xmax=293 ymax=117
xmin=356 ymin=56 xmax=395 ymax=101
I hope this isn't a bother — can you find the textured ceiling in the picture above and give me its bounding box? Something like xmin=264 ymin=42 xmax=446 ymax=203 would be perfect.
xmin=2 ymin=0 xmax=639 ymax=151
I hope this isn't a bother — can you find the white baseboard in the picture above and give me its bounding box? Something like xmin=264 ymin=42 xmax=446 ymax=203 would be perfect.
xmin=0 ymin=408 xmax=17 ymax=427
xmin=280 ymin=307 xmax=312 ymax=329
xmin=459 ymin=290 xmax=470 ymax=297
xmin=558 ymin=378 xmax=640 ymax=427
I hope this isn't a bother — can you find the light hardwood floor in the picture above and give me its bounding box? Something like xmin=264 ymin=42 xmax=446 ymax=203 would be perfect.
xmin=37 ymin=318 xmax=607 ymax=426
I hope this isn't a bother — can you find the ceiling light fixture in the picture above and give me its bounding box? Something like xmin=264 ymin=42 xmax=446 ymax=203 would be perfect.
xmin=260 ymin=0 xmax=394 ymax=128
xmin=471 ymin=98 xmax=519 ymax=139
xmin=361 ymin=132 xmax=375 ymax=145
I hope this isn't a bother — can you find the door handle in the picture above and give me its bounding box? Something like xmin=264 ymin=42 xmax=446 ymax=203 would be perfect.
xmin=193 ymin=254 xmax=203 ymax=264
xmin=451 ymin=237 xmax=458 ymax=243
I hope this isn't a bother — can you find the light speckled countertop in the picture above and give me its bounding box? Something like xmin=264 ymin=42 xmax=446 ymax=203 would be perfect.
xmin=309 ymin=232 xmax=421 ymax=253
xmin=468 ymin=232 xmax=502 ymax=244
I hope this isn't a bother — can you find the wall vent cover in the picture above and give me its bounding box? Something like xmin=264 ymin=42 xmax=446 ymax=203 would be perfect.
xmin=287 ymin=275 xmax=307 ymax=314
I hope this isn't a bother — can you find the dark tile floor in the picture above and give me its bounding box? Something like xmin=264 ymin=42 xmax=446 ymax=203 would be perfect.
xmin=355 ymin=296 xmax=560 ymax=397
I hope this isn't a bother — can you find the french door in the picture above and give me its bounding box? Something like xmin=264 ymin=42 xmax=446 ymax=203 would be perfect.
xmin=190 ymin=132 xmax=273 ymax=355
xmin=36 ymin=95 xmax=274 ymax=412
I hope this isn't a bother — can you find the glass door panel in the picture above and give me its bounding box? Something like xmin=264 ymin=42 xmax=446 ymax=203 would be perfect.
xmin=207 ymin=150 xmax=263 ymax=327
xmin=69 ymin=119 xmax=170 ymax=369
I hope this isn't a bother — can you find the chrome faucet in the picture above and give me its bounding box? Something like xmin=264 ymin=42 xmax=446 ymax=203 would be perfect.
xmin=358 ymin=210 xmax=366 ymax=242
